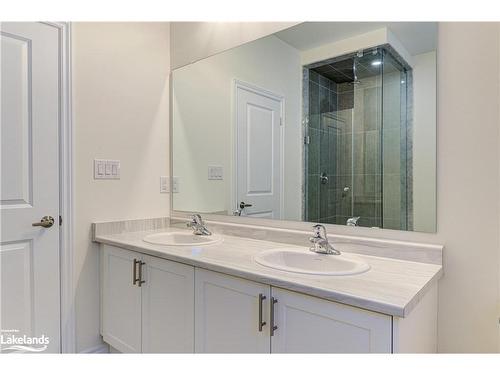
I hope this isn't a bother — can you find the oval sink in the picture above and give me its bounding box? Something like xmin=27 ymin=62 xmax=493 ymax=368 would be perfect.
xmin=143 ymin=231 xmax=223 ymax=246
xmin=254 ymin=248 xmax=370 ymax=276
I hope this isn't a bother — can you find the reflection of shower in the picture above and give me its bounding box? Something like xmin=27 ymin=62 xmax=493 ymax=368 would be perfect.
xmin=304 ymin=44 xmax=412 ymax=230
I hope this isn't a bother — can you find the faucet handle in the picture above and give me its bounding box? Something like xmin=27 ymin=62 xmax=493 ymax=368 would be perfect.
xmin=312 ymin=224 xmax=326 ymax=238
xmin=191 ymin=214 xmax=203 ymax=224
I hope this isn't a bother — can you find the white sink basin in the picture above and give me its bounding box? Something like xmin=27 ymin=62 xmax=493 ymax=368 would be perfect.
xmin=143 ymin=231 xmax=223 ymax=246
xmin=254 ymin=248 xmax=370 ymax=276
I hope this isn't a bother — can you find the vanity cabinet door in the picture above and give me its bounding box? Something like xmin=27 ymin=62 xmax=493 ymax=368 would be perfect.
xmin=270 ymin=287 xmax=392 ymax=353
xmin=141 ymin=255 xmax=194 ymax=353
xmin=195 ymin=269 xmax=271 ymax=353
xmin=101 ymin=245 xmax=142 ymax=353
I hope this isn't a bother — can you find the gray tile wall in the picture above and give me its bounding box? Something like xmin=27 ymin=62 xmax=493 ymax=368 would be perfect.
xmin=306 ymin=70 xmax=338 ymax=222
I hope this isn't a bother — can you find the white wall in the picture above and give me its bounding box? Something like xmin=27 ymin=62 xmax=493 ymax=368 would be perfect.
xmin=413 ymin=51 xmax=437 ymax=232
xmin=170 ymin=22 xmax=500 ymax=352
xmin=72 ymin=22 xmax=170 ymax=352
xmin=172 ymin=35 xmax=302 ymax=220
xmin=170 ymin=22 xmax=299 ymax=69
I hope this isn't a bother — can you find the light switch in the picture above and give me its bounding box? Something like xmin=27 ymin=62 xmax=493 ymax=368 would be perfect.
xmin=208 ymin=165 xmax=223 ymax=180
xmin=94 ymin=159 xmax=120 ymax=180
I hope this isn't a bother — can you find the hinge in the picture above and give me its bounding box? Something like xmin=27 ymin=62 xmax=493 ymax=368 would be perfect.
xmin=280 ymin=117 xmax=283 ymax=126
xmin=304 ymin=136 xmax=310 ymax=145
xmin=59 ymin=215 xmax=62 ymax=226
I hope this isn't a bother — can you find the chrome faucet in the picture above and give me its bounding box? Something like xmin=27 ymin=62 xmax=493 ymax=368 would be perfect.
xmin=187 ymin=214 xmax=212 ymax=236
xmin=309 ymin=224 xmax=340 ymax=255
xmin=346 ymin=216 xmax=361 ymax=226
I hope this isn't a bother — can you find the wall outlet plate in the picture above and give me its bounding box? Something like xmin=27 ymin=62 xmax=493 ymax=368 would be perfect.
xmin=94 ymin=159 xmax=120 ymax=180
xmin=172 ymin=176 xmax=180 ymax=193
xmin=160 ymin=176 xmax=169 ymax=193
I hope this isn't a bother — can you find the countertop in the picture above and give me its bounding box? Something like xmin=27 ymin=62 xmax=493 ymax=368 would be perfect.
xmin=94 ymin=228 xmax=443 ymax=318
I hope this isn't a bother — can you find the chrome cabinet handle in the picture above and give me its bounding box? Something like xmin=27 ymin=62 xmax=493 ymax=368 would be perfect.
xmin=133 ymin=259 xmax=140 ymax=285
xmin=258 ymin=294 xmax=267 ymax=332
xmin=32 ymin=216 xmax=54 ymax=228
xmin=270 ymin=297 xmax=278 ymax=336
xmin=137 ymin=261 xmax=146 ymax=286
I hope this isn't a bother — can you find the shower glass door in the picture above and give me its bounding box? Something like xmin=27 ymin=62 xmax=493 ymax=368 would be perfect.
xmin=305 ymin=46 xmax=409 ymax=229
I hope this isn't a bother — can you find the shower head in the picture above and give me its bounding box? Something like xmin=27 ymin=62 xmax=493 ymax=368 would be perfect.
xmin=350 ymin=57 xmax=361 ymax=85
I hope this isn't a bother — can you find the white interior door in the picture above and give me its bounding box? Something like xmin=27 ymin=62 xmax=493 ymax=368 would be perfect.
xmin=236 ymin=83 xmax=282 ymax=219
xmin=1 ymin=22 xmax=61 ymax=353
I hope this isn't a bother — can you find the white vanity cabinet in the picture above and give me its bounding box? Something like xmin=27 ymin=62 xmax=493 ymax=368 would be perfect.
xmin=100 ymin=245 xmax=437 ymax=353
xmin=194 ymin=269 xmax=392 ymax=353
xmin=100 ymin=245 xmax=194 ymax=353
xmin=194 ymin=268 xmax=271 ymax=353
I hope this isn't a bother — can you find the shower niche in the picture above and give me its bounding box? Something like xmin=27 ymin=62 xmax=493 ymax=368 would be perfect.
xmin=304 ymin=45 xmax=412 ymax=230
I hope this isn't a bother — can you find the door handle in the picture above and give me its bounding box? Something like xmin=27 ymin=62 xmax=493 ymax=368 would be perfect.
xmin=239 ymin=201 xmax=252 ymax=210
xmin=270 ymin=297 xmax=278 ymax=336
xmin=32 ymin=216 xmax=55 ymax=228
xmin=258 ymin=294 xmax=267 ymax=332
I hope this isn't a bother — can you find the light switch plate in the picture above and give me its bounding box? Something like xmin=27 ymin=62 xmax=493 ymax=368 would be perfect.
xmin=208 ymin=165 xmax=223 ymax=180
xmin=94 ymin=159 xmax=120 ymax=180
xmin=160 ymin=176 xmax=169 ymax=193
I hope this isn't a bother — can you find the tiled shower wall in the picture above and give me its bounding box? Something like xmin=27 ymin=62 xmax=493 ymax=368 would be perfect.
xmin=306 ymin=70 xmax=338 ymax=223
xmin=336 ymin=76 xmax=384 ymax=228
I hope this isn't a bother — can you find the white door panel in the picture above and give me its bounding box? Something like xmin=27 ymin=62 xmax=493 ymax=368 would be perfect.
xmin=101 ymin=246 xmax=142 ymax=353
xmin=142 ymin=255 xmax=194 ymax=353
xmin=271 ymin=288 xmax=392 ymax=353
xmin=236 ymin=83 xmax=282 ymax=219
xmin=1 ymin=22 xmax=61 ymax=353
xmin=195 ymin=269 xmax=270 ymax=353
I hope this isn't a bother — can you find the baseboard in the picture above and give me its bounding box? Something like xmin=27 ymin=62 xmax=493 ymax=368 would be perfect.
xmin=79 ymin=343 xmax=109 ymax=354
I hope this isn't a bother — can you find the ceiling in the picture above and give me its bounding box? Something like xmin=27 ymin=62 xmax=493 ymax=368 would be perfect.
xmin=275 ymin=22 xmax=437 ymax=56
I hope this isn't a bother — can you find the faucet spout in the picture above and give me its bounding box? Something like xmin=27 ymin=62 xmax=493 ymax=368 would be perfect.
xmin=187 ymin=214 xmax=212 ymax=236
xmin=346 ymin=216 xmax=361 ymax=226
xmin=309 ymin=224 xmax=340 ymax=255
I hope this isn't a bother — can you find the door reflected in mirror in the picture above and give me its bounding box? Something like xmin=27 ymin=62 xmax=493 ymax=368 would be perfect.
xmin=172 ymin=22 xmax=437 ymax=232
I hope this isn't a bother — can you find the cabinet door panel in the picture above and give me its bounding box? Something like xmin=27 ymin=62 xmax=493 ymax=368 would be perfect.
xmin=142 ymin=255 xmax=194 ymax=353
xmin=195 ymin=269 xmax=270 ymax=353
xmin=271 ymin=288 xmax=392 ymax=353
xmin=101 ymin=245 xmax=142 ymax=353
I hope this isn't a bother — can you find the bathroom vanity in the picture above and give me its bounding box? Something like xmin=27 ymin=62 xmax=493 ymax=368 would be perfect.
xmin=94 ymin=218 xmax=442 ymax=353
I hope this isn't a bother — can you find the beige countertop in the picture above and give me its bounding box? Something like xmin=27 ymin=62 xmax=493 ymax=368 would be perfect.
xmin=94 ymin=227 xmax=442 ymax=318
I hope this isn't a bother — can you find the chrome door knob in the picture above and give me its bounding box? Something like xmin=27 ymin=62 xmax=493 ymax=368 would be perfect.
xmin=32 ymin=216 xmax=55 ymax=228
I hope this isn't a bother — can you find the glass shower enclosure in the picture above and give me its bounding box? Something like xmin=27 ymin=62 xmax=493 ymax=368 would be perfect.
xmin=304 ymin=45 xmax=411 ymax=230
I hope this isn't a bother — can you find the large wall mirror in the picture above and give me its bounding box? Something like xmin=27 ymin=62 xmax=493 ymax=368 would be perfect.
xmin=172 ymin=22 xmax=437 ymax=232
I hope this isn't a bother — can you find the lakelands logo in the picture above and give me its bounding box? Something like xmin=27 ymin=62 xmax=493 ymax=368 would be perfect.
xmin=0 ymin=329 xmax=49 ymax=353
